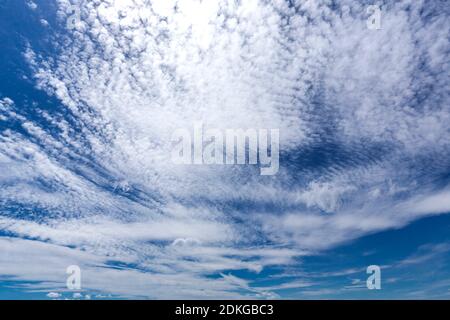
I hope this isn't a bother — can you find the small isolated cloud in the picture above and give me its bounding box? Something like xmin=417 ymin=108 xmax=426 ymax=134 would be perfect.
xmin=26 ymin=1 xmax=37 ymax=10
xmin=72 ymin=292 xmax=83 ymax=299
xmin=46 ymin=292 xmax=62 ymax=299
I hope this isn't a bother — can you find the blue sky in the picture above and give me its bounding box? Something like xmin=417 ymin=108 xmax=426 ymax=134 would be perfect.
xmin=0 ymin=0 xmax=449 ymax=299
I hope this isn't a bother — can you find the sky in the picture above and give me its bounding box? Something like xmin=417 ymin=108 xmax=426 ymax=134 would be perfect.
xmin=0 ymin=0 xmax=449 ymax=299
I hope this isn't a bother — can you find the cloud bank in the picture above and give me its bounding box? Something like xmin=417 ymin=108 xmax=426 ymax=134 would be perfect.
xmin=0 ymin=0 xmax=449 ymax=298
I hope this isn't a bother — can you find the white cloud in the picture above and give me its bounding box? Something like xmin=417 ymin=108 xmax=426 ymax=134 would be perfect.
xmin=40 ymin=19 xmax=49 ymax=27
xmin=27 ymin=1 xmax=38 ymax=10
xmin=0 ymin=0 xmax=449 ymax=298
xmin=46 ymin=292 xmax=62 ymax=299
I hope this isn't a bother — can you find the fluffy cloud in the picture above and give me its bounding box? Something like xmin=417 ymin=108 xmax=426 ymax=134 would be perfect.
xmin=0 ymin=0 xmax=449 ymax=298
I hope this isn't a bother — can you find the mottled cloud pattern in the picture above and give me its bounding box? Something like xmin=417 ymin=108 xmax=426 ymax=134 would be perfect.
xmin=0 ymin=0 xmax=449 ymax=298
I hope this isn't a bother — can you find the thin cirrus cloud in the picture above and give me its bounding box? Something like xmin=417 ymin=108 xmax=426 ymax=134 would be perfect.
xmin=0 ymin=0 xmax=449 ymax=298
